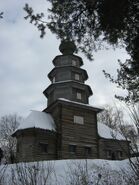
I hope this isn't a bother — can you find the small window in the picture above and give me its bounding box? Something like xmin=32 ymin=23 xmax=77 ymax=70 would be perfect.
xmin=84 ymin=146 xmax=92 ymax=155
xmin=52 ymin=77 xmax=55 ymax=83
xmin=72 ymin=60 xmax=76 ymax=66
xmin=75 ymin=74 xmax=80 ymax=81
xmin=74 ymin=116 xmax=84 ymax=124
xmin=117 ymin=151 xmax=123 ymax=159
xmin=39 ymin=143 xmax=48 ymax=153
xmin=69 ymin=145 xmax=76 ymax=154
xmin=106 ymin=150 xmax=112 ymax=158
xmin=77 ymin=92 xmax=82 ymax=100
xmin=17 ymin=143 xmax=19 ymax=153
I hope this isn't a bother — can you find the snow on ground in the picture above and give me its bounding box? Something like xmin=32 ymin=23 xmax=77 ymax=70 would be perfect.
xmin=0 ymin=159 xmax=134 ymax=185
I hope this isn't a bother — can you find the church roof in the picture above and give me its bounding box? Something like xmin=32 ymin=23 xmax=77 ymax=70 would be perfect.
xmin=52 ymin=55 xmax=83 ymax=66
xmin=44 ymin=98 xmax=102 ymax=113
xmin=13 ymin=110 xmax=56 ymax=134
xmin=98 ymin=122 xmax=126 ymax=140
xmin=13 ymin=108 xmax=125 ymax=141
xmin=48 ymin=66 xmax=88 ymax=81
xmin=43 ymin=81 xmax=93 ymax=98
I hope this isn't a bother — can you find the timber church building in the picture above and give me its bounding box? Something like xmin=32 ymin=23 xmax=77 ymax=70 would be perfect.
xmin=13 ymin=41 xmax=129 ymax=162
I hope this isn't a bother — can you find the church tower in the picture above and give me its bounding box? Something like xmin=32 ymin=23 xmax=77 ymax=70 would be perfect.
xmin=43 ymin=40 xmax=92 ymax=105
xmin=44 ymin=40 xmax=101 ymax=159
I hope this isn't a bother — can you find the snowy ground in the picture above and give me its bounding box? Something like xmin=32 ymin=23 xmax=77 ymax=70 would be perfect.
xmin=0 ymin=159 xmax=136 ymax=185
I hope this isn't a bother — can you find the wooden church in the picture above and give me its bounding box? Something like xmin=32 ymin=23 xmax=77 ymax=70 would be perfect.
xmin=12 ymin=41 xmax=129 ymax=162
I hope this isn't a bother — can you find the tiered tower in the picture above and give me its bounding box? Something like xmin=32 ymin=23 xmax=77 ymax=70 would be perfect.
xmin=44 ymin=40 xmax=101 ymax=159
xmin=43 ymin=40 xmax=92 ymax=106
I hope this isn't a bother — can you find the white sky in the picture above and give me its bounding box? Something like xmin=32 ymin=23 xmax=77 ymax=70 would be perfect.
xmin=0 ymin=0 xmax=129 ymax=118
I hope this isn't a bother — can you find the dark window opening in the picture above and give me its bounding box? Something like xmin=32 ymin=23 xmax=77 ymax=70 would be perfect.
xmin=84 ymin=146 xmax=92 ymax=156
xmin=69 ymin=145 xmax=76 ymax=154
xmin=106 ymin=150 xmax=112 ymax=158
xmin=106 ymin=150 xmax=117 ymax=160
xmin=112 ymin=152 xmax=116 ymax=160
xmin=117 ymin=151 xmax=123 ymax=159
xmin=40 ymin=143 xmax=48 ymax=153
xmin=17 ymin=144 xmax=19 ymax=153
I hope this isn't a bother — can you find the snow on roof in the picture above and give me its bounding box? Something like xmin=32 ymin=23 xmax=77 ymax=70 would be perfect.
xmin=16 ymin=110 xmax=56 ymax=132
xmin=98 ymin=122 xmax=125 ymax=140
xmin=58 ymin=98 xmax=103 ymax=111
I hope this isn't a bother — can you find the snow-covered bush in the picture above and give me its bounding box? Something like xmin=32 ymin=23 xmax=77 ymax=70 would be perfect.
xmin=0 ymin=159 xmax=137 ymax=185
xmin=0 ymin=164 xmax=8 ymax=184
xmin=0 ymin=161 xmax=56 ymax=185
xmin=64 ymin=160 xmax=136 ymax=185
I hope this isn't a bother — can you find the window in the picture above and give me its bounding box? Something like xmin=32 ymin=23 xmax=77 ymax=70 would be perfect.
xmin=69 ymin=145 xmax=76 ymax=154
xmin=111 ymin=152 xmax=116 ymax=160
xmin=106 ymin=150 xmax=117 ymax=160
xmin=75 ymin=74 xmax=80 ymax=81
xmin=17 ymin=143 xmax=19 ymax=153
xmin=52 ymin=77 xmax=55 ymax=83
xmin=39 ymin=143 xmax=48 ymax=153
xmin=84 ymin=146 xmax=92 ymax=155
xmin=117 ymin=151 xmax=123 ymax=159
xmin=72 ymin=60 xmax=76 ymax=66
xmin=74 ymin=115 xmax=84 ymax=124
xmin=106 ymin=150 xmax=112 ymax=158
xmin=77 ymin=92 xmax=82 ymax=100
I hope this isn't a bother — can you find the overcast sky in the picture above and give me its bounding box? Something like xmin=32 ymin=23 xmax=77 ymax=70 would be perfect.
xmin=0 ymin=0 xmax=129 ymax=118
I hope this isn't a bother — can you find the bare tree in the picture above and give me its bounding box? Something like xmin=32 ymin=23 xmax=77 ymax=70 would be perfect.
xmin=98 ymin=103 xmax=139 ymax=182
xmin=64 ymin=160 xmax=134 ymax=185
xmin=124 ymin=103 xmax=139 ymax=182
xmin=0 ymin=12 xmax=3 ymax=19
xmin=65 ymin=160 xmax=90 ymax=185
xmin=0 ymin=148 xmax=3 ymax=164
xmin=0 ymin=164 xmax=8 ymax=184
xmin=97 ymin=105 xmax=124 ymax=130
xmin=0 ymin=161 xmax=56 ymax=185
xmin=0 ymin=114 xmax=21 ymax=164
